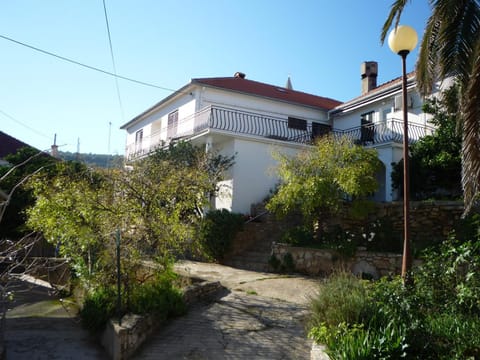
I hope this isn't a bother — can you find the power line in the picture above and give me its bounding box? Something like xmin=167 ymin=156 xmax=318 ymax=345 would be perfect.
xmin=0 ymin=33 xmax=178 ymax=92
xmin=102 ymin=0 xmax=125 ymax=122
xmin=0 ymin=108 xmax=51 ymax=140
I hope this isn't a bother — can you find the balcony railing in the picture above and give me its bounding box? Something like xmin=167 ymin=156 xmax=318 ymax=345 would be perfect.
xmin=125 ymin=106 xmax=434 ymax=160
xmin=335 ymin=119 xmax=434 ymax=146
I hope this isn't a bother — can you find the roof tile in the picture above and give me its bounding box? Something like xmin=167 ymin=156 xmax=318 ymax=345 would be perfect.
xmin=193 ymin=77 xmax=341 ymax=110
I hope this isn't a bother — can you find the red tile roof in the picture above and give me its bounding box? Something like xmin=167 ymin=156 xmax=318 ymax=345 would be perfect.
xmin=0 ymin=131 xmax=34 ymax=159
xmin=192 ymin=77 xmax=342 ymax=110
xmin=334 ymin=71 xmax=416 ymax=109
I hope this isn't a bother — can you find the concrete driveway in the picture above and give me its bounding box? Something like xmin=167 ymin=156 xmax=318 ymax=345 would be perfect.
xmin=4 ymin=278 xmax=107 ymax=359
xmin=132 ymin=261 xmax=323 ymax=359
xmin=3 ymin=262 xmax=323 ymax=359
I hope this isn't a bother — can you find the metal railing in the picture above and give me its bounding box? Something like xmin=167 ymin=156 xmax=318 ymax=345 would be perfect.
xmin=333 ymin=119 xmax=434 ymax=145
xmin=125 ymin=106 xmax=317 ymax=160
xmin=125 ymin=106 xmax=434 ymax=160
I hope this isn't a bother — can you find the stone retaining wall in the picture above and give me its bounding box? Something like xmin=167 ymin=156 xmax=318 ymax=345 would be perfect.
xmin=249 ymin=201 xmax=464 ymax=247
xmin=101 ymin=280 xmax=224 ymax=360
xmin=272 ymin=243 xmax=405 ymax=278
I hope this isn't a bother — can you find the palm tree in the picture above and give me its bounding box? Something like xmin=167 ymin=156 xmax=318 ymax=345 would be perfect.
xmin=381 ymin=0 xmax=480 ymax=214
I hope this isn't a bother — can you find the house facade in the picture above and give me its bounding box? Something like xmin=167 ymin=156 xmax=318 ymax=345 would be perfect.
xmin=121 ymin=72 xmax=341 ymax=213
xmin=329 ymin=61 xmax=436 ymax=202
xmin=121 ymin=65 xmax=446 ymax=213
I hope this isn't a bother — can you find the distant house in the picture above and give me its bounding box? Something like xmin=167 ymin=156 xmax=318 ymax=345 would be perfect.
xmin=121 ymin=72 xmax=341 ymax=213
xmin=0 ymin=131 xmax=36 ymax=166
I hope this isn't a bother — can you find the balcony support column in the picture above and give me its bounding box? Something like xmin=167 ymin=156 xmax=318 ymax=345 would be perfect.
xmin=205 ymin=136 xmax=213 ymax=153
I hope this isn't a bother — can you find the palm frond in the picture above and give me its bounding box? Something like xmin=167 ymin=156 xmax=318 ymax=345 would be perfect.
xmin=381 ymin=0 xmax=411 ymax=44
xmin=436 ymin=0 xmax=480 ymax=83
xmin=416 ymin=16 xmax=441 ymax=95
xmin=461 ymin=38 xmax=480 ymax=215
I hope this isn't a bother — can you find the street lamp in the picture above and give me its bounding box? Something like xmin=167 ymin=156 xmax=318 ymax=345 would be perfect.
xmin=388 ymin=25 xmax=418 ymax=283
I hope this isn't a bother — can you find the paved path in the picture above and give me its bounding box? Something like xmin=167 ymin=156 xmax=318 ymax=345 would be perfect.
xmin=132 ymin=261 xmax=322 ymax=359
xmin=4 ymin=262 xmax=323 ymax=359
xmin=4 ymin=279 xmax=107 ymax=360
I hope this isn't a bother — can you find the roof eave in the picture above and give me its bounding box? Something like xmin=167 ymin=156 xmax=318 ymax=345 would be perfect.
xmin=330 ymin=76 xmax=416 ymax=116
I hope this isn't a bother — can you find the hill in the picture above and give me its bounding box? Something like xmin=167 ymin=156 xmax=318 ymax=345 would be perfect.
xmin=58 ymin=151 xmax=124 ymax=168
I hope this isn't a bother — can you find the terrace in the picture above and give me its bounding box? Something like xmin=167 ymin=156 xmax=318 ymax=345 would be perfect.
xmin=125 ymin=106 xmax=434 ymax=160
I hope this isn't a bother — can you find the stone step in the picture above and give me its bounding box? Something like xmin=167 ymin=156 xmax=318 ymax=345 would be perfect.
xmin=226 ymin=259 xmax=269 ymax=272
xmin=239 ymin=251 xmax=270 ymax=261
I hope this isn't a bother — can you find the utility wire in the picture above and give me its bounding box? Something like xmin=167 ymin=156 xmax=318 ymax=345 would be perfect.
xmin=0 ymin=108 xmax=51 ymax=140
xmin=102 ymin=0 xmax=125 ymax=122
xmin=0 ymin=33 xmax=178 ymax=93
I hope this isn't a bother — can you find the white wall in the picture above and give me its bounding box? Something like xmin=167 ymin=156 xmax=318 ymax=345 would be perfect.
xmin=200 ymin=87 xmax=329 ymax=123
xmin=209 ymin=135 xmax=304 ymax=214
xmin=332 ymin=89 xmax=427 ymax=131
xmin=125 ymin=94 xmax=197 ymax=154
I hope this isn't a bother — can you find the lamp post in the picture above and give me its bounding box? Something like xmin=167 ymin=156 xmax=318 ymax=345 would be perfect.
xmin=388 ymin=25 xmax=418 ymax=283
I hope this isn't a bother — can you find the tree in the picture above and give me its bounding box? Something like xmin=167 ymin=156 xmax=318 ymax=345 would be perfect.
xmin=0 ymin=147 xmax=57 ymax=239
xmin=26 ymin=142 xmax=234 ymax=289
xmin=266 ymin=135 xmax=382 ymax=232
xmin=27 ymin=161 xmax=112 ymax=282
xmin=0 ymin=152 xmax=68 ymax=350
xmin=382 ymin=0 xmax=480 ymax=213
xmin=392 ymin=85 xmax=462 ymax=199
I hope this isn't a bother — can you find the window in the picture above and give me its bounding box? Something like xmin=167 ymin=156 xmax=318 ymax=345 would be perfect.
xmin=287 ymin=116 xmax=307 ymax=130
xmin=312 ymin=122 xmax=332 ymax=138
xmin=361 ymin=111 xmax=374 ymax=143
xmin=382 ymin=108 xmax=390 ymax=122
xmin=135 ymin=129 xmax=143 ymax=153
xmin=167 ymin=110 xmax=179 ymax=139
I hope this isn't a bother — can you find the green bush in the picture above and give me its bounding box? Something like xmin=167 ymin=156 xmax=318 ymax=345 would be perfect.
xmin=268 ymin=254 xmax=281 ymax=271
xmin=80 ymin=286 xmax=116 ymax=332
xmin=80 ymin=269 xmax=186 ymax=333
xmin=309 ymin=322 xmax=407 ymax=360
xmin=281 ymin=226 xmax=313 ymax=246
xmin=426 ymin=312 xmax=480 ymax=358
xmin=308 ymin=238 xmax=480 ymax=359
xmin=130 ymin=272 xmax=186 ymax=319
xmin=198 ymin=209 xmax=244 ymax=261
xmin=309 ymin=271 xmax=369 ymax=329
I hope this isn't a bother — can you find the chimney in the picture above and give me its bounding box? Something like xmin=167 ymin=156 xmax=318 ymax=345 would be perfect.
xmin=234 ymin=72 xmax=246 ymax=79
xmin=361 ymin=61 xmax=378 ymax=94
xmin=285 ymin=76 xmax=293 ymax=90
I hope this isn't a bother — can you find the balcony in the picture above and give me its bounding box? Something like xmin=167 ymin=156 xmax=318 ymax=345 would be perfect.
xmin=126 ymin=106 xmax=324 ymax=160
xmin=336 ymin=119 xmax=435 ymax=146
xmin=125 ymin=106 xmax=434 ymax=160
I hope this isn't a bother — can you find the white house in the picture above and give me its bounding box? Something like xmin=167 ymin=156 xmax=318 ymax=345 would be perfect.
xmin=121 ymin=65 xmax=448 ymax=213
xmin=120 ymin=72 xmax=341 ymax=214
xmin=329 ymin=61 xmax=452 ymax=202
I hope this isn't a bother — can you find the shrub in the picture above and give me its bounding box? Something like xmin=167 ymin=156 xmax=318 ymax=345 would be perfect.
xmin=130 ymin=271 xmax=186 ymax=319
xmin=281 ymin=226 xmax=313 ymax=246
xmin=268 ymin=254 xmax=281 ymax=271
xmin=309 ymin=271 xmax=369 ymax=329
xmin=308 ymin=237 xmax=480 ymax=359
xmin=80 ymin=286 xmax=116 ymax=332
xmin=309 ymin=321 xmax=407 ymax=360
xmin=426 ymin=312 xmax=480 ymax=358
xmin=415 ymin=238 xmax=480 ymax=315
xmin=282 ymin=252 xmax=295 ymax=273
xmin=198 ymin=209 xmax=244 ymax=261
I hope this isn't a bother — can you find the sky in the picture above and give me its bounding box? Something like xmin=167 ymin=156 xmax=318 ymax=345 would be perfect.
xmin=0 ymin=1 xmax=432 ymax=155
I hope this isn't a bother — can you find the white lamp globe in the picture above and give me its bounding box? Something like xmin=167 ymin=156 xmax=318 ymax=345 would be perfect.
xmin=388 ymin=25 xmax=418 ymax=54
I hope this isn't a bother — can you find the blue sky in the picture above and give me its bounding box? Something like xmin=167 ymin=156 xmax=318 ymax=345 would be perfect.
xmin=0 ymin=1 xmax=431 ymax=155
